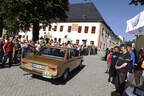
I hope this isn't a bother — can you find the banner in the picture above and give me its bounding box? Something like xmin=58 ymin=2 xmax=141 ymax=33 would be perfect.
xmin=126 ymin=10 xmax=144 ymax=35
xmin=72 ymin=24 xmax=78 ymax=31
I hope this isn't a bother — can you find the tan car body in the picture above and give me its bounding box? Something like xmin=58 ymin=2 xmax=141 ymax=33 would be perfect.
xmin=20 ymin=45 xmax=83 ymax=79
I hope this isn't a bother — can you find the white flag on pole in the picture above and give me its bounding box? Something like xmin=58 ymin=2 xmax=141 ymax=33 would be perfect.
xmin=126 ymin=10 xmax=144 ymax=35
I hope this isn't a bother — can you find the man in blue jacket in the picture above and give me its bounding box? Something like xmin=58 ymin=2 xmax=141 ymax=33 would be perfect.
xmin=127 ymin=46 xmax=135 ymax=74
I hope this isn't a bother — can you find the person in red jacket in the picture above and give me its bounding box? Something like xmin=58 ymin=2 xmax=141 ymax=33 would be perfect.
xmin=106 ymin=50 xmax=113 ymax=73
xmin=2 ymin=37 xmax=14 ymax=68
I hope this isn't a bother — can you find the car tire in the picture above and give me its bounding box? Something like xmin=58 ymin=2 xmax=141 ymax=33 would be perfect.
xmin=62 ymin=69 xmax=69 ymax=82
xmin=32 ymin=74 xmax=38 ymax=78
xmin=79 ymin=61 xmax=83 ymax=68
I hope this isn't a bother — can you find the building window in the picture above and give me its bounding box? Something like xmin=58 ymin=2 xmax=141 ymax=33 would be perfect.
xmin=76 ymin=39 xmax=79 ymax=44
xmin=91 ymin=26 xmax=96 ymax=34
xmin=102 ymin=28 xmax=104 ymax=36
xmin=103 ymin=43 xmax=105 ymax=50
xmin=22 ymin=35 xmax=25 ymax=38
xmin=68 ymin=26 xmax=71 ymax=32
xmin=48 ymin=25 xmax=51 ymax=31
xmin=90 ymin=41 xmax=94 ymax=45
xmin=107 ymin=32 xmax=110 ymax=37
xmin=54 ymin=38 xmax=57 ymax=42
xmin=100 ymin=42 xmax=103 ymax=49
xmin=84 ymin=26 xmax=89 ymax=33
xmin=78 ymin=26 xmax=82 ymax=33
xmin=60 ymin=26 xmax=63 ymax=32
xmin=58 ymin=38 xmax=61 ymax=43
xmin=53 ymin=26 xmax=57 ymax=31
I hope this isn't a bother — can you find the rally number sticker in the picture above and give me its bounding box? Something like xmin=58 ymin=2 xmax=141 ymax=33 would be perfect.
xmin=42 ymin=72 xmax=52 ymax=79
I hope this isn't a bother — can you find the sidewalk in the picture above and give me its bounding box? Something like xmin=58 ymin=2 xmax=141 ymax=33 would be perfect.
xmin=0 ymin=54 xmax=115 ymax=96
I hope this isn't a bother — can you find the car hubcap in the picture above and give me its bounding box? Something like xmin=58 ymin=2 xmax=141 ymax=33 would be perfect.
xmin=64 ymin=71 xmax=68 ymax=79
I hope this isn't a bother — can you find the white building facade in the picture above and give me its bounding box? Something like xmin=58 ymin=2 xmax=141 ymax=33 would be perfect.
xmin=19 ymin=2 xmax=121 ymax=50
xmin=19 ymin=21 xmax=120 ymax=49
xmin=40 ymin=22 xmax=101 ymax=46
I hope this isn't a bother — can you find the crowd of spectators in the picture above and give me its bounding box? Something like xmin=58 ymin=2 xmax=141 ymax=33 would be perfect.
xmin=0 ymin=34 xmax=98 ymax=68
xmin=0 ymin=33 xmax=144 ymax=95
xmin=104 ymin=45 xmax=144 ymax=96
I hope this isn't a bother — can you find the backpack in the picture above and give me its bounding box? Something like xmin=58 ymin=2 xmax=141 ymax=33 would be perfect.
xmin=0 ymin=41 xmax=3 ymax=51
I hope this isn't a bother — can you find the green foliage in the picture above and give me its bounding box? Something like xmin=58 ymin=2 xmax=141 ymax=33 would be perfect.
xmin=125 ymin=40 xmax=133 ymax=47
xmin=130 ymin=0 xmax=144 ymax=5
xmin=0 ymin=0 xmax=69 ymax=41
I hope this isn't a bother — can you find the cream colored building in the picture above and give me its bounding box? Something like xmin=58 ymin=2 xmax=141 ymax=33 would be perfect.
xmin=19 ymin=2 xmax=121 ymax=50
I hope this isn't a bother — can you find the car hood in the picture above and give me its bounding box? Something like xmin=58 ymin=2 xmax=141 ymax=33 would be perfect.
xmin=22 ymin=56 xmax=65 ymax=67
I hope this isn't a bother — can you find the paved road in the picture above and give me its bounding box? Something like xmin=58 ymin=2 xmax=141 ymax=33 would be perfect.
xmin=0 ymin=54 xmax=115 ymax=96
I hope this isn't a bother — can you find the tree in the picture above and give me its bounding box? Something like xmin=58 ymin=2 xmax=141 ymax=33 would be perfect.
xmin=0 ymin=0 xmax=69 ymax=42
xmin=130 ymin=0 xmax=144 ymax=5
xmin=125 ymin=40 xmax=133 ymax=47
xmin=18 ymin=0 xmax=69 ymax=42
xmin=0 ymin=0 xmax=22 ymax=36
xmin=0 ymin=17 xmax=3 ymax=37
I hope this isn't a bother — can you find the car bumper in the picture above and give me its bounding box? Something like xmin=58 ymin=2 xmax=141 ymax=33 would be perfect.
xmin=20 ymin=66 xmax=58 ymax=79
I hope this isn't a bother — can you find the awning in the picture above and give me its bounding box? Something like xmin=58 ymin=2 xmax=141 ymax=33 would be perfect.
xmin=126 ymin=10 xmax=144 ymax=35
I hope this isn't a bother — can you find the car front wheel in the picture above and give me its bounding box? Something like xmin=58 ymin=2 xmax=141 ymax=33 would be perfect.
xmin=62 ymin=69 xmax=69 ymax=82
xmin=79 ymin=61 xmax=83 ymax=68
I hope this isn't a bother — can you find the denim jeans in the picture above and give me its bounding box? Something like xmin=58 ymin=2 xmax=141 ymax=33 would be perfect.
xmin=13 ymin=50 xmax=19 ymax=63
xmin=122 ymin=91 xmax=129 ymax=96
xmin=2 ymin=52 xmax=12 ymax=66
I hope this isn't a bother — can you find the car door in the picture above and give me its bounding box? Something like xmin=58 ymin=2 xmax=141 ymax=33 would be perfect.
xmin=67 ymin=49 xmax=75 ymax=71
xmin=74 ymin=55 xmax=82 ymax=68
xmin=68 ymin=49 xmax=81 ymax=71
xmin=68 ymin=58 xmax=76 ymax=72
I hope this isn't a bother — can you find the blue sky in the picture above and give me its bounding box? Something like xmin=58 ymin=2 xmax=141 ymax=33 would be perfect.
xmin=69 ymin=0 xmax=144 ymax=41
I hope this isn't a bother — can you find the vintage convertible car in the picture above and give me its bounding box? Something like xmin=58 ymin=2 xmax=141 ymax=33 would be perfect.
xmin=20 ymin=45 xmax=83 ymax=81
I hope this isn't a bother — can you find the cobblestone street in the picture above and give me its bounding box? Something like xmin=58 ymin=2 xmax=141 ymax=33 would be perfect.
xmin=0 ymin=54 xmax=115 ymax=96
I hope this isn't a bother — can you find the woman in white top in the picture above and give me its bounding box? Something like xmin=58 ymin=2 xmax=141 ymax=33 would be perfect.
xmin=122 ymin=62 xmax=144 ymax=96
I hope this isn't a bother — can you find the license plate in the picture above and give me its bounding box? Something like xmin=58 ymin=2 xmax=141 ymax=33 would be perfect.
xmin=32 ymin=64 xmax=45 ymax=70
xmin=43 ymin=72 xmax=52 ymax=78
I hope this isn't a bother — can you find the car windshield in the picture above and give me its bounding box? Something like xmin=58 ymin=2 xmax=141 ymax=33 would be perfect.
xmin=37 ymin=47 xmax=66 ymax=60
